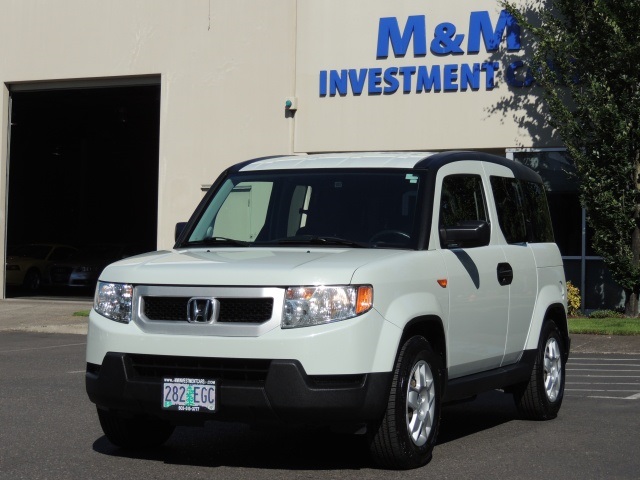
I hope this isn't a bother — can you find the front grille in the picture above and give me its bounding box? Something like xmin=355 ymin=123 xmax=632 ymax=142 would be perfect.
xmin=144 ymin=297 xmax=190 ymax=320
xmin=143 ymin=296 xmax=274 ymax=323
xmin=128 ymin=354 xmax=271 ymax=383
xmin=219 ymin=298 xmax=273 ymax=322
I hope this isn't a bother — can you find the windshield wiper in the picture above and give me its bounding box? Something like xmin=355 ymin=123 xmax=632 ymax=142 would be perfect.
xmin=266 ymin=235 xmax=368 ymax=248
xmin=185 ymin=237 xmax=250 ymax=247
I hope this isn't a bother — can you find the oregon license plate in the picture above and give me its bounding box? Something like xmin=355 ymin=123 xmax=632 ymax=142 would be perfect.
xmin=162 ymin=378 xmax=216 ymax=412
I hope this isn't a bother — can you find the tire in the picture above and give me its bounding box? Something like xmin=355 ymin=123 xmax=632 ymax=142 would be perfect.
xmin=23 ymin=269 xmax=41 ymax=292
xmin=97 ymin=408 xmax=175 ymax=449
xmin=369 ymin=336 xmax=442 ymax=470
xmin=513 ymin=320 xmax=566 ymax=420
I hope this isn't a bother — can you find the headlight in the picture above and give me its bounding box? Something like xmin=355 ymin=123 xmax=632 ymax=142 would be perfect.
xmin=94 ymin=282 xmax=133 ymax=323
xmin=282 ymin=285 xmax=373 ymax=329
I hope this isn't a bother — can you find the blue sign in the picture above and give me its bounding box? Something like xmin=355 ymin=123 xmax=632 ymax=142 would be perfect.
xmin=319 ymin=10 xmax=529 ymax=96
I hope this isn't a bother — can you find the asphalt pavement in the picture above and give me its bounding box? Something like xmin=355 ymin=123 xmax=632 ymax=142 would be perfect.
xmin=0 ymin=299 xmax=638 ymax=479
xmin=0 ymin=297 xmax=92 ymax=334
xmin=0 ymin=297 xmax=638 ymax=354
xmin=1 ymin=330 xmax=638 ymax=479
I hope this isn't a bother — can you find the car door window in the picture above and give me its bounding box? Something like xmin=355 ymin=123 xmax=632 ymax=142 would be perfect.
xmin=439 ymin=174 xmax=488 ymax=229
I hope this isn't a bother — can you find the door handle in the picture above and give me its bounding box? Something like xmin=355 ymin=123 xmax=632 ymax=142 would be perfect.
xmin=497 ymin=263 xmax=513 ymax=286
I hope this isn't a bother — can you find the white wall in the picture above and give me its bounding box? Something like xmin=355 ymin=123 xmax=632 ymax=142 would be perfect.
xmin=0 ymin=0 xmax=558 ymax=295
xmin=0 ymin=0 xmax=297 ymax=255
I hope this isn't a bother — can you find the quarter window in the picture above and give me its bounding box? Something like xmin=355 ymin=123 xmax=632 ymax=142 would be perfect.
xmin=490 ymin=176 xmax=555 ymax=244
xmin=521 ymin=181 xmax=554 ymax=243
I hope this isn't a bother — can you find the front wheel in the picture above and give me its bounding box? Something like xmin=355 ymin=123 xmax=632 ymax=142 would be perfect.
xmin=513 ymin=320 xmax=566 ymax=420
xmin=97 ymin=408 xmax=175 ymax=449
xmin=23 ymin=269 xmax=41 ymax=292
xmin=369 ymin=336 xmax=442 ymax=469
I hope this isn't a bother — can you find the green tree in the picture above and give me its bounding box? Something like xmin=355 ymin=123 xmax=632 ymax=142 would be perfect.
xmin=503 ymin=0 xmax=640 ymax=316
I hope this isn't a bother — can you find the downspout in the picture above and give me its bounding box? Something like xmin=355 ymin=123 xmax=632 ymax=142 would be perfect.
xmin=287 ymin=0 xmax=298 ymax=154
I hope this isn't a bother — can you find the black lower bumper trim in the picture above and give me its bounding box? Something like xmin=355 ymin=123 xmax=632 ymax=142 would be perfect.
xmin=86 ymin=352 xmax=392 ymax=427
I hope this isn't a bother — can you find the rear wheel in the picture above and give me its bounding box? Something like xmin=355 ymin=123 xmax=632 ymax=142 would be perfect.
xmin=513 ymin=320 xmax=566 ymax=420
xmin=97 ymin=408 xmax=175 ymax=449
xmin=369 ymin=336 xmax=442 ymax=469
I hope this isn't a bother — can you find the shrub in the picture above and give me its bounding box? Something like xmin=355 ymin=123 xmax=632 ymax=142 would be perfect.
xmin=566 ymin=281 xmax=581 ymax=316
xmin=589 ymin=309 xmax=625 ymax=319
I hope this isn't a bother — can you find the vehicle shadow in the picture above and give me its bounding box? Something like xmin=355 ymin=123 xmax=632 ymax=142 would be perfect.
xmin=438 ymin=390 xmax=520 ymax=445
xmin=92 ymin=390 xmax=519 ymax=470
xmin=93 ymin=423 xmax=372 ymax=470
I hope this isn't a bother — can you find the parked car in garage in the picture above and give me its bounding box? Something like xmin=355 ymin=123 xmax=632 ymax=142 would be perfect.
xmin=50 ymin=244 xmax=148 ymax=289
xmin=6 ymin=244 xmax=78 ymax=292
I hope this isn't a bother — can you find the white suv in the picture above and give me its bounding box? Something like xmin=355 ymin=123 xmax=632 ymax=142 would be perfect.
xmin=86 ymin=151 xmax=569 ymax=469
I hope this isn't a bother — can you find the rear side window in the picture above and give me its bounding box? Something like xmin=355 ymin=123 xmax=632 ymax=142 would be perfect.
xmin=490 ymin=176 xmax=554 ymax=244
xmin=490 ymin=176 xmax=527 ymax=244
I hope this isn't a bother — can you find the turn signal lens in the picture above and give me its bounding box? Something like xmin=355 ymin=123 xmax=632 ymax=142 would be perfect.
xmin=356 ymin=286 xmax=373 ymax=314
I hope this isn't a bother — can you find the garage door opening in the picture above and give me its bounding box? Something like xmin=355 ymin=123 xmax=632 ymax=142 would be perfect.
xmin=6 ymin=82 xmax=160 ymax=298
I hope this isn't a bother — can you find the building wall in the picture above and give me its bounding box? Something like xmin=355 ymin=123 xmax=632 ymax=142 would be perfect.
xmin=293 ymin=0 xmax=558 ymax=152
xmin=0 ymin=0 xmax=564 ymax=294
xmin=0 ymin=0 xmax=297 ymax=258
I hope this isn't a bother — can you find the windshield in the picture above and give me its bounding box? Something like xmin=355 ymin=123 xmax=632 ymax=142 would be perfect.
xmin=182 ymin=170 xmax=423 ymax=249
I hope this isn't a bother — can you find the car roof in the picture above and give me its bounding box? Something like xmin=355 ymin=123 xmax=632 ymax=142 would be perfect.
xmin=236 ymin=152 xmax=437 ymax=171
xmin=230 ymin=151 xmax=542 ymax=183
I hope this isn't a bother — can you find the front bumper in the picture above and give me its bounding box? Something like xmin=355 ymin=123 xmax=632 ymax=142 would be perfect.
xmin=86 ymin=307 xmax=402 ymax=375
xmin=5 ymin=270 xmax=25 ymax=285
xmin=86 ymin=352 xmax=392 ymax=427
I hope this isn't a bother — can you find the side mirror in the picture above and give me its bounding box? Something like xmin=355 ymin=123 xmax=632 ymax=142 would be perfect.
xmin=439 ymin=220 xmax=490 ymax=249
xmin=175 ymin=222 xmax=188 ymax=242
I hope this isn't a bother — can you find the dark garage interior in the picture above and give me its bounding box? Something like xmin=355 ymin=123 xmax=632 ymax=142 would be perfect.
xmin=6 ymin=83 xmax=160 ymax=297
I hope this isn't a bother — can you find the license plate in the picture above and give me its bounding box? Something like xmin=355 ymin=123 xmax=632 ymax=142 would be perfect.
xmin=162 ymin=378 xmax=216 ymax=412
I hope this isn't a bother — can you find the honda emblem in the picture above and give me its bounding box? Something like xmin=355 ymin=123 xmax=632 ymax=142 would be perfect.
xmin=187 ymin=297 xmax=217 ymax=324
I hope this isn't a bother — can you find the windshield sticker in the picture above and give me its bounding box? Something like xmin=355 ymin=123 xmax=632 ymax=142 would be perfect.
xmin=405 ymin=174 xmax=419 ymax=184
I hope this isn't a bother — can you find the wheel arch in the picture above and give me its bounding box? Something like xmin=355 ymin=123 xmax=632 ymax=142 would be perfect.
xmin=400 ymin=315 xmax=447 ymax=384
xmin=525 ymin=300 xmax=569 ymax=362
xmin=544 ymin=303 xmax=570 ymax=362
xmin=524 ymin=279 xmax=567 ymax=351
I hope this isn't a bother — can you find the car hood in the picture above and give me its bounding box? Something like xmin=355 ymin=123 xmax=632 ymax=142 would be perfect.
xmin=99 ymin=248 xmax=406 ymax=286
xmin=6 ymin=255 xmax=41 ymax=265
